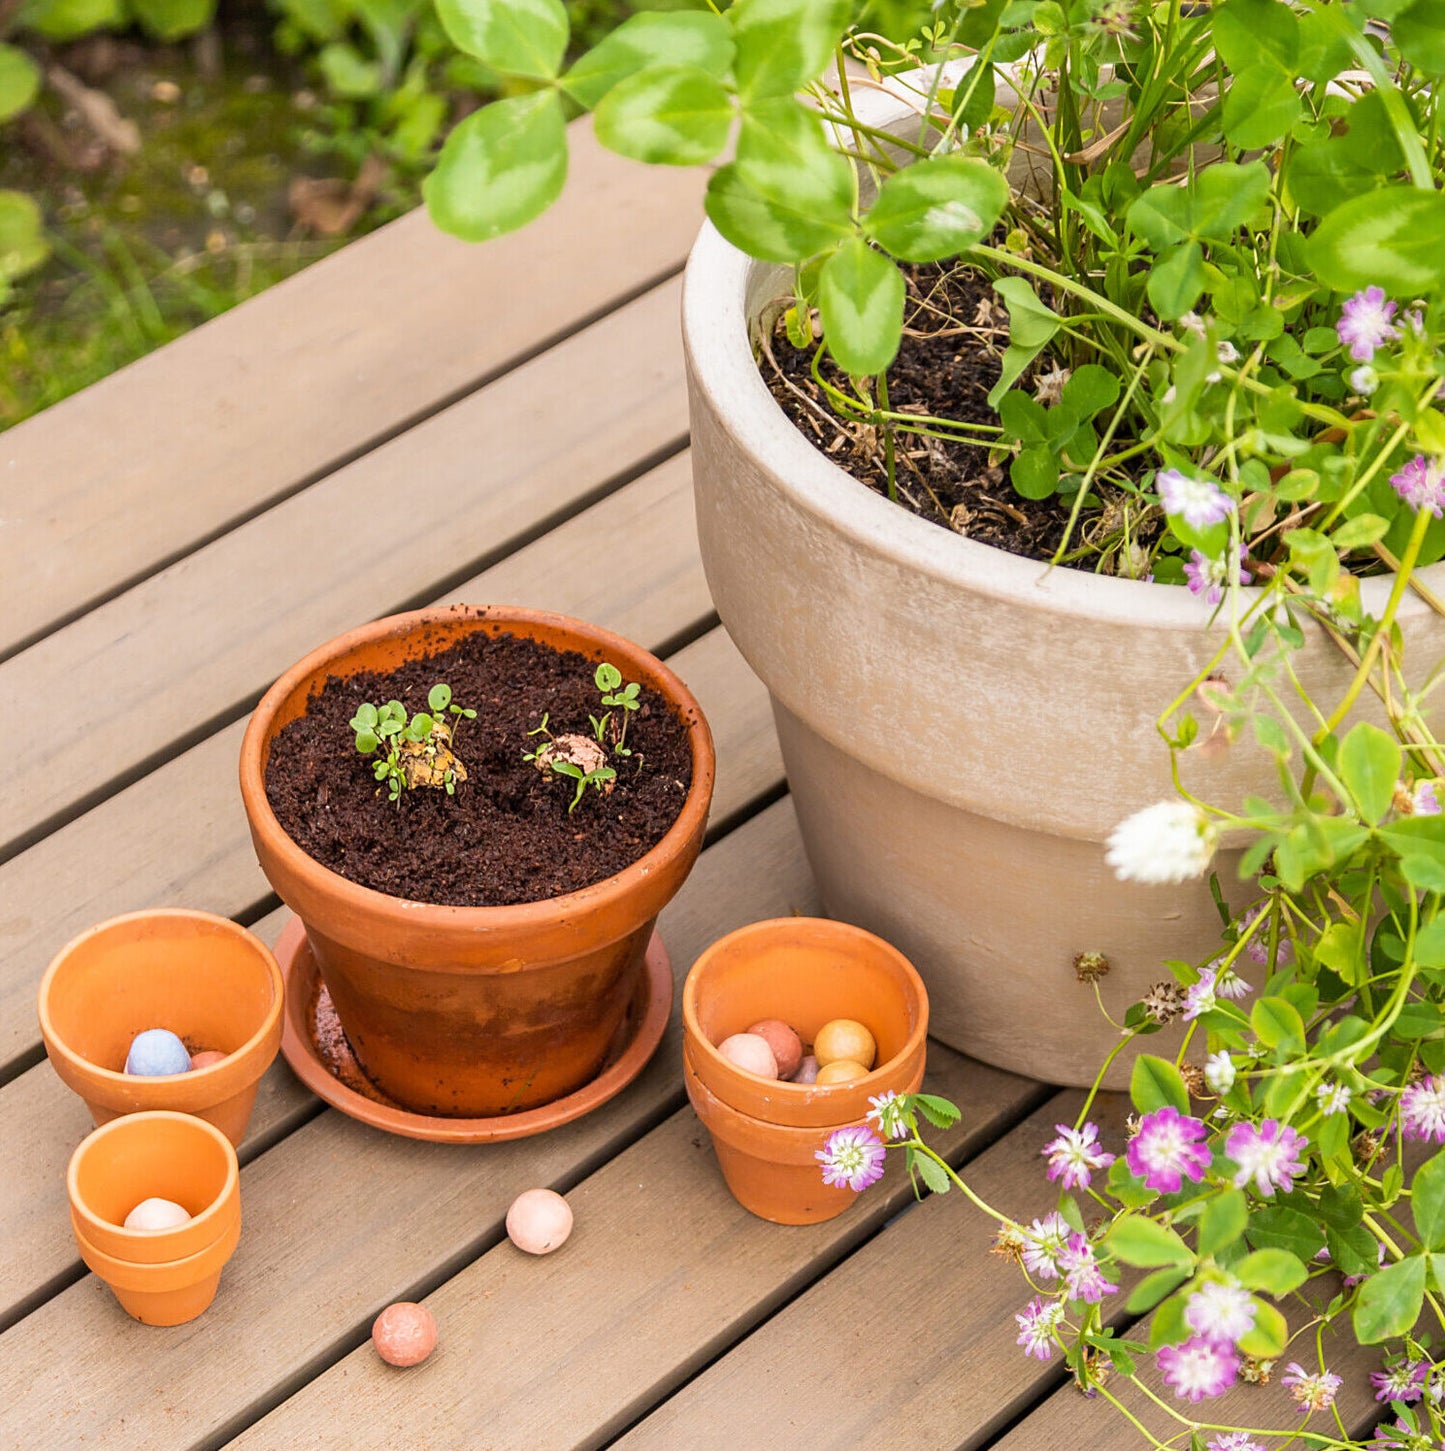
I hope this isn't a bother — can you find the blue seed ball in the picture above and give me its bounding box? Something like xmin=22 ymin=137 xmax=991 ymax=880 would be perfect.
xmin=124 ymin=1028 xmax=192 ymax=1077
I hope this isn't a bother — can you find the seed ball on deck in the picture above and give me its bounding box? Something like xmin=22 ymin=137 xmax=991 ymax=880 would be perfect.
xmin=506 ymin=1188 xmax=574 ymax=1254
xmin=717 ymin=1032 xmax=778 ymax=1079
xmin=124 ymin=1197 xmax=192 ymax=1230
xmin=189 ymin=1049 xmax=227 ymax=1070
xmin=813 ymin=1018 xmax=877 ymax=1071
xmin=124 ymin=1028 xmax=192 ymax=1076
xmin=372 ymin=1302 xmax=438 ymax=1366
xmin=746 ymin=1019 xmax=802 ymax=1080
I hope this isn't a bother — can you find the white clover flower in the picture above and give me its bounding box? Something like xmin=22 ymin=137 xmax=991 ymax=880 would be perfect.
xmin=1349 ymin=364 xmax=1380 ymax=397
xmin=1205 ymin=1050 xmax=1236 ymax=1095
xmin=1105 ymin=802 xmax=1218 ymax=884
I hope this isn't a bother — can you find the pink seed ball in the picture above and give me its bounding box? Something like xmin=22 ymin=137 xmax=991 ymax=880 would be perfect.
xmin=372 ymin=1302 xmax=437 ymax=1366
xmin=124 ymin=1197 xmax=192 ymax=1231
xmin=506 ymin=1188 xmax=574 ymax=1254
xmin=746 ymin=1019 xmax=802 ymax=1080
xmin=189 ymin=1049 xmax=227 ymax=1070
xmin=791 ymin=1055 xmax=821 ymax=1084
xmin=717 ymin=1032 xmax=778 ymax=1079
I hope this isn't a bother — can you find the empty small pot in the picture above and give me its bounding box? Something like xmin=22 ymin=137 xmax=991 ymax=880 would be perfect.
xmin=68 ymin=1111 xmax=243 ymax=1325
xmin=682 ymin=917 xmax=929 ymax=1224
xmin=38 ymin=908 xmax=284 ymax=1147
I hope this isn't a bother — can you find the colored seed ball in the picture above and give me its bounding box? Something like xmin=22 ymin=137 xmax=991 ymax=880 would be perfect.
xmin=716 ymin=1032 xmax=778 ymax=1079
xmin=816 ymin=1058 xmax=869 ymax=1085
xmin=813 ymin=1018 xmax=877 ymax=1071
xmin=506 ymin=1188 xmax=575 ymax=1255
xmin=791 ymin=1054 xmax=821 ymax=1084
xmin=746 ymin=1019 xmax=802 ymax=1081
xmin=372 ymin=1302 xmax=438 ymax=1367
xmin=123 ymin=1197 xmax=192 ymax=1231
xmin=124 ymin=1028 xmax=192 ymax=1076
xmin=189 ymin=1049 xmax=227 ymax=1070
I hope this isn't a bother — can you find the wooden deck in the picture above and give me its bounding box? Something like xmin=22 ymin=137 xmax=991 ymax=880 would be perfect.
xmin=0 ymin=122 xmax=1388 ymax=1450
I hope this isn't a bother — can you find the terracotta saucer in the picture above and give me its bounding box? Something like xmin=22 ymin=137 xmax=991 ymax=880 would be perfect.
xmin=275 ymin=916 xmax=672 ymax=1143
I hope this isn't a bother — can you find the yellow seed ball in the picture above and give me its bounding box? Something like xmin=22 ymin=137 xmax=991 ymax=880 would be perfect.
xmin=815 ymin=1058 xmax=868 ymax=1085
xmin=813 ymin=1018 xmax=877 ymax=1071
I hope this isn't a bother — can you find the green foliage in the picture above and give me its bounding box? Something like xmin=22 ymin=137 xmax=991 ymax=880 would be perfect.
xmin=349 ymin=684 xmax=470 ymax=803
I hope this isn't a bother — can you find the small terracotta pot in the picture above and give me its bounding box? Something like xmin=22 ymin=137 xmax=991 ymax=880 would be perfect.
xmin=38 ymin=909 xmax=284 ymax=1146
xmin=239 ymin=605 xmax=715 ymax=1118
xmin=682 ymin=917 xmax=928 ymax=1224
xmin=68 ymin=1111 xmax=243 ymax=1325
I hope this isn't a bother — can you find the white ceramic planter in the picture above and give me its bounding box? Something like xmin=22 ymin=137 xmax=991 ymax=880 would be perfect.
xmin=682 ymin=94 xmax=1445 ymax=1086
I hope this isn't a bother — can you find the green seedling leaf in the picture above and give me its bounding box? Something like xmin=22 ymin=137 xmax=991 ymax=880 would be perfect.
xmin=351 ymin=702 xmax=379 ymax=730
xmin=0 ymin=190 xmax=49 ymax=282
xmin=563 ymin=10 xmax=733 ymax=110
xmin=434 ymin=0 xmax=568 ymax=78
xmin=1354 ymin=1254 xmax=1426 ymax=1343
xmin=354 ymin=729 xmax=380 ymax=754
xmin=1308 ymin=187 xmax=1445 ymax=296
xmin=425 ymin=91 xmax=568 ymax=243
xmin=818 ymin=237 xmax=904 ymax=378
xmin=1106 ymin=1216 xmax=1194 ymax=1268
xmin=1130 ymin=1053 xmax=1190 ymax=1116
xmin=595 ymin=663 xmax=623 ymax=692
xmin=0 ymin=44 xmax=42 ymax=122
xmin=863 ymin=157 xmax=1009 ymax=263
xmin=594 ymin=64 xmax=733 ymax=167
xmin=428 ymin=683 xmax=452 ymax=713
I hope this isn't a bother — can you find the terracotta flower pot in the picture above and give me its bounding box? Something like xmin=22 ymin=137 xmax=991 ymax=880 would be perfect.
xmin=38 ymin=909 xmax=284 ymax=1146
xmin=68 ymin=1110 xmax=242 ymax=1326
xmin=239 ymin=605 xmax=715 ymax=1118
xmin=682 ymin=917 xmax=928 ymax=1224
xmin=681 ymin=85 xmax=1445 ymax=1089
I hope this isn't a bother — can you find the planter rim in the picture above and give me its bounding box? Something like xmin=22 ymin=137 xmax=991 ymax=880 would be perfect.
xmin=239 ymin=604 xmax=716 ymax=939
xmin=67 ymin=1109 xmax=240 ymax=1249
xmin=682 ymin=216 xmax=1443 ymax=630
xmin=38 ymin=908 xmax=283 ymax=1091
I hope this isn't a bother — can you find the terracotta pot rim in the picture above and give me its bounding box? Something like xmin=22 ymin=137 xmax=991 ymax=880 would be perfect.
xmin=681 ymin=916 xmax=930 ymax=1106
xmin=67 ymin=1110 xmax=240 ymax=1247
xmin=38 ymin=909 xmax=284 ymax=1090
xmin=681 ymin=106 xmax=1440 ymax=626
xmin=75 ymin=1218 xmax=238 ymax=1276
xmin=239 ymin=604 xmax=716 ymax=936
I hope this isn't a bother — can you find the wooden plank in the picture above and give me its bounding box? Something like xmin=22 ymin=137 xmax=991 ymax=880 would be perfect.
xmin=614 ymin=1093 xmax=1134 ymax=1451
xmin=0 ymin=452 xmax=772 ymax=1076
xmin=0 ymin=798 xmax=820 ymax=1451
xmin=0 ymin=905 xmax=308 ymax=1334
xmin=0 ymin=122 xmax=706 ymax=656
xmin=0 ymin=276 xmax=690 ymax=856
xmin=223 ymin=1051 xmax=1044 ymax=1451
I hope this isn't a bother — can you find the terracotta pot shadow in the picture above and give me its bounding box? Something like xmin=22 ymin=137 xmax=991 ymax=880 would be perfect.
xmin=682 ymin=917 xmax=928 ymax=1224
xmin=239 ymin=605 xmax=715 ymax=1119
xmin=68 ymin=1111 xmax=242 ymax=1326
xmin=38 ymin=909 xmax=284 ymax=1146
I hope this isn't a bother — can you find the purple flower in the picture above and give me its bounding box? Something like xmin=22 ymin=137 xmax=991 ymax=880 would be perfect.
xmin=1337 ymin=285 xmax=1400 ymax=362
xmin=1208 ymin=1437 xmax=1264 ymax=1451
xmin=1184 ymin=1279 xmax=1256 ymax=1344
xmin=1413 ymin=779 xmax=1442 ymax=816
xmin=1014 ymin=1296 xmax=1065 ymax=1360
xmin=1157 ymin=468 xmax=1235 ymax=529
xmin=1182 ymin=969 xmax=1219 ymax=1022
xmin=1185 ymin=545 xmax=1252 ymax=605
xmin=1021 ymin=1212 xmax=1071 ymax=1280
xmin=1126 ymin=1106 xmax=1213 ymax=1193
xmin=1241 ymin=903 xmax=1290 ymax=967
xmin=1400 ymin=1075 xmax=1445 ymax=1144
xmin=1372 ymin=1357 xmax=1430 ymax=1403
xmin=1057 ymin=1231 xmax=1119 ymax=1304
xmin=1225 ymin=1119 xmax=1308 ymax=1196
xmin=1042 ymin=1121 xmax=1115 ymax=1190
xmin=816 ymin=1124 xmax=886 ymax=1192
xmin=1157 ymin=1337 xmax=1239 ymax=1401
xmin=1282 ymin=1361 xmax=1344 ymax=1413
xmin=1369 ymin=1417 xmax=1426 ymax=1449
xmin=1391 ymin=455 xmax=1445 ymax=518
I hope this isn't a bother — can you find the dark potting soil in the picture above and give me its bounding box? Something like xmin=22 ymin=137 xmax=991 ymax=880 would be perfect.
xmin=264 ymin=632 xmax=693 ymax=907
xmin=764 ymin=261 xmax=1156 ymax=566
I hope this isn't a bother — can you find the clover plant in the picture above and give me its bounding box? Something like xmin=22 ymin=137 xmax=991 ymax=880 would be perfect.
xmin=350 ymin=682 xmax=473 ymax=803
